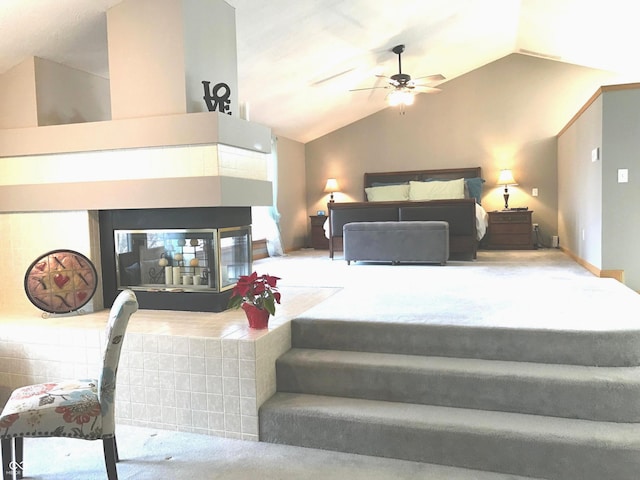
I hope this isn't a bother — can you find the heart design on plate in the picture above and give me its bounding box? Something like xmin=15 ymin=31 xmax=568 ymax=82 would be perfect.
xmin=35 ymin=261 xmax=47 ymax=271
xmin=77 ymin=291 xmax=88 ymax=302
xmin=53 ymin=273 xmax=70 ymax=289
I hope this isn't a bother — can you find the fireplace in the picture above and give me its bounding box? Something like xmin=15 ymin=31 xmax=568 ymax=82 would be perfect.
xmin=99 ymin=207 xmax=252 ymax=312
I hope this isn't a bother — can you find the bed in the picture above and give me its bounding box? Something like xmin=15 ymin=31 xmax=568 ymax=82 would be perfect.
xmin=325 ymin=167 xmax=488 ymax=260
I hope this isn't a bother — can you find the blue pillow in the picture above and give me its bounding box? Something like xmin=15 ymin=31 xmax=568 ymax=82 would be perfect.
xmin=465 ymin=177 xmax=485 ymax=204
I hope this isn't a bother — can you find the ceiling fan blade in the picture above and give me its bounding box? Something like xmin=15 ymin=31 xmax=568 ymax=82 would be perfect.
xmin=413 ymin=86 xmax=442 ymax=94
xmin=349 ymin=86 xmax=390 ymax=92
xmin=311 ymin=68 xmax=357 ymax=86
xmin=412 ymin=74 xmax=446 ymax=84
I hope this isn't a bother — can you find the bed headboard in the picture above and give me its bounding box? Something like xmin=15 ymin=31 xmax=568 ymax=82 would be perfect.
xmin=364 ymin=167 xmax=482 ymax=189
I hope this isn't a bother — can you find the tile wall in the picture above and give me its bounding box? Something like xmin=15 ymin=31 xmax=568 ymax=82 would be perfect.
xmin=0 ymin=313 xmax=291 ymax=441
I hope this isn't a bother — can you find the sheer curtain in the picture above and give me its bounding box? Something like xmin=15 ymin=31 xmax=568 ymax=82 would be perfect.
xmin=253 ymin=136 xmax=284 ymax=257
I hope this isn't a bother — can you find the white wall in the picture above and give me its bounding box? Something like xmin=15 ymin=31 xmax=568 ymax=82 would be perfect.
xmin=0 ymin=211 xmax=102 ymax=315
xmin=274 ymin=136 xmax=307 ymax=251
xmin=35 ymin=57 xmax=111 ymax=126
xmin=601 ymin=87 xmax=640 ymax=288
xmin=0 ymin=58 xmax=38 ymax=129
xmin=557 ymin=95 xmax=603 ymax=266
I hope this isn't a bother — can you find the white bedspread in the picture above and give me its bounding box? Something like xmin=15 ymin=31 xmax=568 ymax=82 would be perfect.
xmin=323 ymin=203 xmax=489 ymax=241
xmin=475 ymin=203 xmax=488 ymax=240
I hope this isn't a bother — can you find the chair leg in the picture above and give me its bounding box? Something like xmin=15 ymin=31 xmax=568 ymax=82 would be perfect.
xmin=1 ymin=438 xmax=22 ymax=480
xmin=113 ymin=435 xmax=119 ymax=463
xmin=102 ymin=437 xmax=119 ymax=480
xmin=14 ymin=438 xmax=22 ymax=480
xmin=1 ymin=438 xmax=12 ymax=480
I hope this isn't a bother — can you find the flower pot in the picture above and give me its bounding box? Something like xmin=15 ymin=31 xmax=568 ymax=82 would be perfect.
xmin=241 ymin=303 xmax=270 ymax=329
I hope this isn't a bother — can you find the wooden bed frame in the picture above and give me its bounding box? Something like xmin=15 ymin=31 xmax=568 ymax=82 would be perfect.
xmin=328 ymin=167 xmax=482 ymax=260
xmin=364 ymin=167 xmax=482 ymax=191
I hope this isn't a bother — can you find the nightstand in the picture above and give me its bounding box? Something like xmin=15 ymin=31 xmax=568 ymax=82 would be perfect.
xmin=309 ymin=215 xmax=329 ymax=249
xmin=486 ymin=210 xmax=534 ymax=250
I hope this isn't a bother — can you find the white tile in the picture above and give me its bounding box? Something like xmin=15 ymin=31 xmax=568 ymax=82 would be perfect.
xmin=142 ymin=335 xmax=159 ymax=353
xmin=175 ymin=390 xmax=191 ymax=409
xmin=239 ymin=359 xmax=256 ymax=379
xmin=157 ymin=336 xmax=173 ymax=354
xmin=143 ymin=352 xmax=159 ymax=371
xmin=128 ymin=368 xmax=144 ymax=387
xmin=173 ymin=337 xmax=190 ymax=355
xmin=161 ymin=406 xmax=177 ymax=425
xmin=239 ymin=378 xmax=256 ymax=399
xmin=206 ymin=375 xmax=222 ymax=394
xmin=205 ymin=358 xmax=222 ymax=376
xmin=223 ymin=377 xmax=239 ymax=396
xmin=173 ymin=355 xmax=190 ymax=373
xmin=238 ymin=341 xmax=255 ymax=360
xmin=205 ymin=339 xmax=222 ymax=358
xmin=208 ymin=412 xmax=224 ymax=431
xmin=174 ymin=373 xmax=190 ymax=391
xmin=192 ymin=410 xmax=209 ymax=429
xmin=222 ymin=358 xmax=239 ymax=377
xmin=191 ymin=392 xmax=208 ymax=410
xmin=145 ymin=387 xmax=161 ymax=406
xmin=224 ymin=414 xmax=241 ymax=433
xmin=207 ymin=394 xmax=224 ymax=413
xmin=189 ymin=338 xmax=205 ymax=357
xmin=176 ymin=408 xmax=192 ymax=427
xmin=143 ymin=370 xmax=160 ymax=389
xmin=222 ymin=339 xmax=238 ymax=358
xmin=241 ymin=415 xmax=259 ymax=435
xmin=224 ymin=395 xmax=240 ymax=414
xmin=189 ymin=356 xmax=206 ymax=375
xmin=190 ymin=374 xmax=206 ymax=393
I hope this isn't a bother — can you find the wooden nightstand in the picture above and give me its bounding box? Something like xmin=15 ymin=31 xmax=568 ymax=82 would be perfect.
xmin=309 ymin=215 xmax=329 ymax=249
xmin=486 ymin=210 xmax=534 ymax=250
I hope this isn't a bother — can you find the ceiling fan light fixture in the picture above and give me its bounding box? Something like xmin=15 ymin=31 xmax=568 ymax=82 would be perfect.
xmin=387 ymin=89 xmax=414 ymax=107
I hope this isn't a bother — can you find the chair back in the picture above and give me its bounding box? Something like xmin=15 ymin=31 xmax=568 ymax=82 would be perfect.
xmin=98 ymin=289 xmax=138 ymax=436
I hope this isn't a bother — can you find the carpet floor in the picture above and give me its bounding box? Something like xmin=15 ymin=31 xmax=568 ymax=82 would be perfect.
xmin=15 ymin=424 xmax=540 ymax=479
xmin=11 ymin=248 xmax=634 ymax=479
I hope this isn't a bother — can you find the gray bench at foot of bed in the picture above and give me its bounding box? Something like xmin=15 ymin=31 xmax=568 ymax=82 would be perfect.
xmin=343 ymin=221 xmax=449 ymax=265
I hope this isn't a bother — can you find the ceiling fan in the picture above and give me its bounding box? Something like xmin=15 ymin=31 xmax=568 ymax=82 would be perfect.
xmin=350 ymin=44 xmax=445 ymax=107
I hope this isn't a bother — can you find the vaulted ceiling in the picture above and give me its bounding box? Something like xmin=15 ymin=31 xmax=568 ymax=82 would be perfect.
xmin=1 ymin=0 xmax=638 ymax=143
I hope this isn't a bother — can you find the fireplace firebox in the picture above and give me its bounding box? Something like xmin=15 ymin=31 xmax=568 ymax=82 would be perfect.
xmin=99 ymin=207 xmax=252 ymax=312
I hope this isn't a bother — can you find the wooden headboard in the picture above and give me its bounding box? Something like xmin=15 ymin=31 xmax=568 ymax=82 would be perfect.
xmin=364 ymin=167 xmax=482 ymax=191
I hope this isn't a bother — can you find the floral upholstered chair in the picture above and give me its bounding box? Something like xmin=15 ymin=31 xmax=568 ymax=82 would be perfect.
xmin=0 ymin=289 xmax=138 ymax=480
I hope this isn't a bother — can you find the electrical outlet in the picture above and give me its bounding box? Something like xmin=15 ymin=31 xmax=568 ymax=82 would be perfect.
xmin=532 ymin=223 xmax=539 ymax=231
xmin=532 ymin=188 xmax=538 ymax=197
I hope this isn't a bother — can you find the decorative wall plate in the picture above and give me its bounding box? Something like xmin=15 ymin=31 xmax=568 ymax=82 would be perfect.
xmin=24 ymin=249 xmax=98 ymax=314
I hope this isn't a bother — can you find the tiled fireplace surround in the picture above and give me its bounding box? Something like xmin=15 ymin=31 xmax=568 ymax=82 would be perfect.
xmin=0 ymin=309 xmax=293 ymax=442
xmin=0 ymin=138 xmax=305 ymax=441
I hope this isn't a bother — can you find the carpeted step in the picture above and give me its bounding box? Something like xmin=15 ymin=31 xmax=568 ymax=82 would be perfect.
xmin=276 ymin=348 xmax=640 ymax=422
xmin=259 ymin=392 xmax=640 ymax=480
xmin=291 ymin=318 xmax=640 ymax=366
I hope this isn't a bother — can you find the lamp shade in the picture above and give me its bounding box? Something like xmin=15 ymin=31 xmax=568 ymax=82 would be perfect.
xmin=323 ymin=178 xmax=340 ymax=193
xmin=497 ymin=169 xmax=518 ymax=186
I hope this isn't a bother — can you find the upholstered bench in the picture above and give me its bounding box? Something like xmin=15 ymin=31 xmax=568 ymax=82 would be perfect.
xmin=343 ymin=221 xmax=449 ymax=265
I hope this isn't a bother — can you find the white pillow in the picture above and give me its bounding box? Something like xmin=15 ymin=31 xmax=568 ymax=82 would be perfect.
xmin=409 ymin=178 xmax=465 ymax=201
xmin=365 ymin=184 xmax=410 ymax=202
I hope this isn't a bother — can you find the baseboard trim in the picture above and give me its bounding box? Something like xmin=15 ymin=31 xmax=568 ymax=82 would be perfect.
xmin=560 ymin=247 xmax=625 ymax=283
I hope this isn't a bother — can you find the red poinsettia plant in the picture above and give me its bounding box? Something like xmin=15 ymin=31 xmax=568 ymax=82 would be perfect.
xmin=228 ymin=272 xmax=282 ymax=315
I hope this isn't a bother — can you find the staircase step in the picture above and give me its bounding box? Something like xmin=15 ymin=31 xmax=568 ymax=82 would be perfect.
xmin=291 ymin=318 xmax=640 ymax=366
xmin=276 ymin=348 xmax=640 ymax=422
xmin=259 ymin=392 xmax=640 ymax=480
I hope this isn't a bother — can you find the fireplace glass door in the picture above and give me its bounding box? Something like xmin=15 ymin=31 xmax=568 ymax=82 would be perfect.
xmin=114 ymin=226 xmax=251 ymax=294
